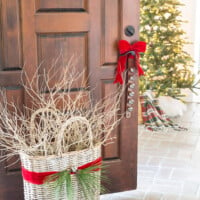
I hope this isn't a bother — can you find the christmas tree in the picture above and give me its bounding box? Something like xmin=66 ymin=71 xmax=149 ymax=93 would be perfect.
xmin=139 ymin=0 xmax=199 ymax=98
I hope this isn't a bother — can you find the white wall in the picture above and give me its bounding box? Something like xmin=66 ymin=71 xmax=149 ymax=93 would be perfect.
xmin=180 ymin=0 xmax=196 ymax=61
xmin=194 ymin=0 xmax=200 ymax=70
xmin=179 ymin=0 xmax=200 ymax=101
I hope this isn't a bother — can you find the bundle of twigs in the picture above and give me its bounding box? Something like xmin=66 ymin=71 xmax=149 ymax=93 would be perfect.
xmin=0 ymin=58 xmax=122 ymax=161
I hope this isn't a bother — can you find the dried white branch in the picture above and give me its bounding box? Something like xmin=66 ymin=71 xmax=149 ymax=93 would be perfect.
xmin=0 ymin=58 xmax=124 ymax=161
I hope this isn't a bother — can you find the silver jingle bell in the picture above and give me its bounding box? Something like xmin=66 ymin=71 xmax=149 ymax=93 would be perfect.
xmin=129 ymin=83 xmax=135 ymax=89
xmin=129 ymin=92 xmax=135 ymax=97
xmin=128 ymin=99 xmax=134 ymax=105
xmin=129 ymin=76 xmax=135 ymax=81
xmin=128 ymin=107 xmax=133 ymax=112
xmin=125 ymin=111 xmax=131 ymax=118
xmin=130 ymin=68 xmax=135 ymax=73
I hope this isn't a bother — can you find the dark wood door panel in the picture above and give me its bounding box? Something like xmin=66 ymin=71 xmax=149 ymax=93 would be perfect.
xmin=35 ymin=13 xmax=89 ymax=33
xmin=0 ymin=173 xmax=23 ymax=200
xmin=0 ymin=0 xmax=22 ymax=70
xmin=35 ymin=0 xmax=88 ymax=12
xmin=37 ymin=32 xmax=88 ymax=91
xmin=0 ymin=71 xmax=22 ymax=87
xmin=100 ymin=0 xmax=120 ymax=66
xmin=101 ymin=80 xmax=120 ymax=159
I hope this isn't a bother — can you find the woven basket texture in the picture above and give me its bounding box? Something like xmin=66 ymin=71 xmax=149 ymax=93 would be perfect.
xmin=20 ymin=145 xmax=101 ymax=200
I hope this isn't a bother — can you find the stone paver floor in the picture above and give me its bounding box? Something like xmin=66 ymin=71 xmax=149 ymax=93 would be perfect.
xmin=101 ymin=103 xmax=200 ymax=200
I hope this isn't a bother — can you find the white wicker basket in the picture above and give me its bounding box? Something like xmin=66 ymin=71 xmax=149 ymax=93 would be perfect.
xmin=20 ymin=116 xmax=101 ymax=200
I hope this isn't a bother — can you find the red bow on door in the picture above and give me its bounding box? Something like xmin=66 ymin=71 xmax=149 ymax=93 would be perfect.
xmin=114 ymin=40 xmax=147 ymax=84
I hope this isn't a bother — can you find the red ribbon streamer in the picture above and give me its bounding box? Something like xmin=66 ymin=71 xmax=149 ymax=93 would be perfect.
xmin=21 ymin=157 xmax=102 ymax=185
xmin=114 ymin=40 xmax=147 ymax=84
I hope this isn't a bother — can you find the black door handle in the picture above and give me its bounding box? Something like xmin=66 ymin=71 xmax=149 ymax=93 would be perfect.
xmin=125 ymin=26 xmax=135 ymax=37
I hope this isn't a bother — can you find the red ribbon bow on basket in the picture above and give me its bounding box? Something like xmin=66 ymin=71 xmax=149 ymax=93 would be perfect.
xmin=114 ymin=40 xmax=147 ymax=84
xmin=21 ymin=157 xmax=102 ymax=185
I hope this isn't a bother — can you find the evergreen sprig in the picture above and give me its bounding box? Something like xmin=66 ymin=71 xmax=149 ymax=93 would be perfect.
xmin=45 ymin=164 xmax=108 ymax=200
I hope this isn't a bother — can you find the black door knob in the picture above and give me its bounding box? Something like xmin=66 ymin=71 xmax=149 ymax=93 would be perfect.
xmin=125 ymin=26 xmax=135 ymax=37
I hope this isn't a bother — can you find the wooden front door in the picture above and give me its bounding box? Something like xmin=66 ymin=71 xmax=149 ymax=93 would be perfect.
xmin=0 ymin=0 xmax=140 ymax=199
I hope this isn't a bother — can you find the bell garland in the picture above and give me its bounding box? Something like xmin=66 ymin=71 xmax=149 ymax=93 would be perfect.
xmin=114 ymin=40 xmax=147 ymax=118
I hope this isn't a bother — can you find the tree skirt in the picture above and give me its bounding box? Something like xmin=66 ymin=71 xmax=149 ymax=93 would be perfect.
xmin=139 ymin=95 xmax=187 ymax=131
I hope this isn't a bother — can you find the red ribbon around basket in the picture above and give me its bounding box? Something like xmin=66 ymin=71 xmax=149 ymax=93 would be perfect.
xmin=114 ymin=40 xmax=147 ymax=84
xmin=21 ymin=157 xmax=102 ymax=185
